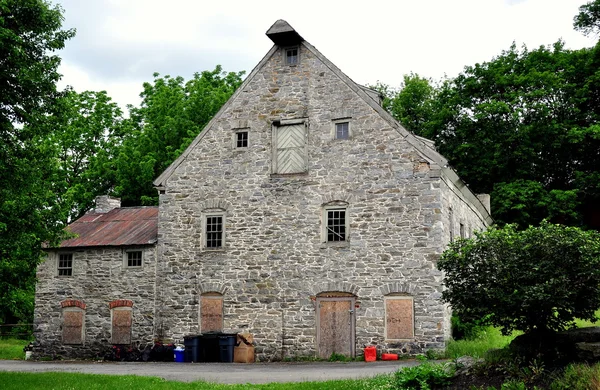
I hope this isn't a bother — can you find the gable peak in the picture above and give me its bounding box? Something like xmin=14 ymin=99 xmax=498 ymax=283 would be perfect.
xmin=266 ymin=19 xmax=304 ymax=46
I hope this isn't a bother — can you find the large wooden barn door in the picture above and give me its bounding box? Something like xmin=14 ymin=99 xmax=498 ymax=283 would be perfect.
xmin=316 ymin=296 xmax=355 ymax=358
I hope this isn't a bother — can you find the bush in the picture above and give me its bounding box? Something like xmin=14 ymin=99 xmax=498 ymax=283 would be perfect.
xmin=394 ymin=362 xmax=454 ymax=389
xmin=438 ymin=222 xmax=600 ymax=337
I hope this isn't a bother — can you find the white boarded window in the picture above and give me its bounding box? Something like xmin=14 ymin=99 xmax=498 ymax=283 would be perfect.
xmin=272 ymin=121 xmax=307 ymax=174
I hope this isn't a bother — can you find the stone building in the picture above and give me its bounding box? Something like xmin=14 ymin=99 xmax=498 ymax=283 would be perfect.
xmin=34 ymin=20 xmax=492 ymax=360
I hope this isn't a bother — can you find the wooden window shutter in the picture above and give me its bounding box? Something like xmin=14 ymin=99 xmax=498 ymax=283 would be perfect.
xmin=385 ymin=297 xmax=414 ymax=339
xmin=112 ymin=309 xmax=132 ymax=344
xmin=274 ymin=123 xmax=307 ymax=174
xmin=201 ymin=295 xmax=223 ymax=333
xmin=63 ymin=310 xmax=84 ymax=344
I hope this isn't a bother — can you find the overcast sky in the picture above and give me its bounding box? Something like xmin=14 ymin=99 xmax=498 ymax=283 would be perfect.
xmin=52 ymin=0 xmax=597 ymax=111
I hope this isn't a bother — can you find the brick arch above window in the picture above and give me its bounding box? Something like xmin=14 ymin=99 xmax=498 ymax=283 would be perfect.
xmin=199 ymin=199 xmax=231 ymax=212
xmin=379 ymin=282 xmax=419 ymax=296
xmin=61 ymin=299 xmax=86 ymax=310
xmin=109 ymin=299 xmax=134 ymax=309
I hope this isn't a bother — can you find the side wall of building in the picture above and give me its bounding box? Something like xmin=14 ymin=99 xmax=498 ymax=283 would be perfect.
xmin=33 ymin=246 xmax=157 ymax=358
xmin=157 ymin=43 xmax=453 ymax=360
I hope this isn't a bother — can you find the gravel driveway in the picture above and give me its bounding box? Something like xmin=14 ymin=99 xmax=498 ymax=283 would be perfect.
xmin=0 ymin=360 xmax=424 ymax=384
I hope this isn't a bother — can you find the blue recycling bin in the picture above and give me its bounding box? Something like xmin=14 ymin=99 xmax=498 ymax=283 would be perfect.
xmin=174 ymin=348 xmax=185 ymax=363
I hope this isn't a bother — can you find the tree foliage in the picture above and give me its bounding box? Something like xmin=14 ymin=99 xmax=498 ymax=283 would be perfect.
xmin=438 ymin=222 xmax=600 ymax=335
xmin=0 ymin=0 xmax=74 ymax=325
xmin=383 ymin=40 xmax=600 ymax=229
xmin=574 ymin=0 xmax=600 ymax=37
xmin=43 ymin=89 xmax=124 ymax=222
xmin=113 ymin=66 xmax=245 ymax=206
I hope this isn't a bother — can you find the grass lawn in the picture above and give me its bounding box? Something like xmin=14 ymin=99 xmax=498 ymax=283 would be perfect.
xmin=0 ymin=338 xmax=27 ymax=360
xmin=0 ymin=372 xmax=395 ymax=390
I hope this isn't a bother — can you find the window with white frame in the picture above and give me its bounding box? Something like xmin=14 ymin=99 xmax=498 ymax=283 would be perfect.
xmin=322 ymin=204 xmax=349 ymax=243
xmin=58 ymin=253 xmax=73 ymax=276
xmin=335 ymin=121 xmax=350 ymax=139
xmin=285 ymin=47 xmax=299 ymax=65
xmin=204 ymin=214 xmax=225 ymax=249
xmin=125 ymin=250 xmax=143 ymax=268
xmin=235 ymin=130 xmax=248 ymax=148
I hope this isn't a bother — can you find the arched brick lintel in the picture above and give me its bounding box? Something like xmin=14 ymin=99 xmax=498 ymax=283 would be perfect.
xmin=61 ymin=299 xmax=86 ymax=310
xmin=109 ymin=299 xmax=134 ymax=309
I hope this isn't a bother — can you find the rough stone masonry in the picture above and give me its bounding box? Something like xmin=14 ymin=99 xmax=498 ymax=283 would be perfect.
xmin=33 ymin=20 xmax=491 ymax=361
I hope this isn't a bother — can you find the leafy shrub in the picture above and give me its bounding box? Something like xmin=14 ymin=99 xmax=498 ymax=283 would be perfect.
xmin=451 ymin=313 xmax=486 ymax=340
xmin=394 ymin=362 xmax=454 ymax=390
xmin=438 ymin=222 xmax=600 ymax=337
xmin=550 ymin=363 xmax=600 ymax=390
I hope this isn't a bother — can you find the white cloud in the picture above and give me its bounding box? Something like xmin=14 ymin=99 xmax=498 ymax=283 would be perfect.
xmin=53 ymin=0 xmax=597 ymax=110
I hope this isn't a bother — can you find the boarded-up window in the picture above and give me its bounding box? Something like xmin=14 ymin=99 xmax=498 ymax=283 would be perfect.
xmin=63 ymin=309 xmax=84 ymax=344
xmin=112 ymin=308 xmax=132 ymax=344
xmin=201 ymin=294 xmax=223 ymax=333
xmin=273 ymin=123 xmax=307 ymax=174
xmin=385 ymin=296 xmax=414 ymax=339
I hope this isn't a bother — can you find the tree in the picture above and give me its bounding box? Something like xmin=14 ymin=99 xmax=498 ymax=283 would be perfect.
xmin=426 ymin=42 xmax=600 ymax=229
xmin=114 ymin=66 xmax=245 ymax=206
xmin=44 ymin=89 xmax=124 ymax=222
xmin=574 ymin=0 xmax=600 ymax=37
xmin=390 ymin=73 xmax=438 ymax=139
xmin=0 ymin=0 xmax=74 ymax=325
xmin=438 ymin=222 xmax=600 ymax=336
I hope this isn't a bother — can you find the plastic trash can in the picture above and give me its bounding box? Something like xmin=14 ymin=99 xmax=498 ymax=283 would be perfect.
xmin=218 ymin=335 xmax=236 ymax=363
xmin=198 ymin=333 xmax=220 ymax=362
xmin=174 ymin=347 xmax=185 ymax=363
xmin=184 ymin=335 xmax=200 ymax=362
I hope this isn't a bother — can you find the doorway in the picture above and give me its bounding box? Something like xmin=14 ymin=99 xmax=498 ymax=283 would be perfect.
xmin=316 ymin=293 xmax=356 ymax=358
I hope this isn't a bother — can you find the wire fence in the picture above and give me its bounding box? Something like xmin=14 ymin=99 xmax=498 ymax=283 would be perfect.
xmin=0 ymin=323 xmax=34 ymax=339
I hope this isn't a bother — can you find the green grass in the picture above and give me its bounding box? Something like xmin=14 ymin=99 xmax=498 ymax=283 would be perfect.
xmin=445 ymin=326 xmax=519 ymax=359
xmin=0 ymin=338 xmax=28 ymax=360
xmin=574 ymin=309 xmax=600 ymax=328
xmin=0 ymin=372 xmax=396 ymax=390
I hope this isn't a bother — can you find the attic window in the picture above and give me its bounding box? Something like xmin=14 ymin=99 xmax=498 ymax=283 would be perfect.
xmin=335 ymin=122 xmax=350 ymax=139
xmin=236 ymin=131 xmax=248 ymax=148
xmin=285 ymin=47 xmax=299 ymax=65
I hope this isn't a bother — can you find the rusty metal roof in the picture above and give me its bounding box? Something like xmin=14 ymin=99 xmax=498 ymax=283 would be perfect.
xmin=56 ymin=207 xmax=158 ymax=248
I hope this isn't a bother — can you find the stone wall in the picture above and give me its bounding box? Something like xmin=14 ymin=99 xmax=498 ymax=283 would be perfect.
xmin=156 ymin=42 xmax=490 ymax=360
xmin=33 ymin=245 xmax=157 ymax=359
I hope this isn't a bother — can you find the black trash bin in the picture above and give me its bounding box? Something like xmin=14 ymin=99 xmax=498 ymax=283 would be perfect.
xmin=183 ymin=335 xmax=200 ymax=362
xmin=218 ymin=334 xmax=237 ymax=363
xmin=198 ymin=332 xmax=220 ymax=362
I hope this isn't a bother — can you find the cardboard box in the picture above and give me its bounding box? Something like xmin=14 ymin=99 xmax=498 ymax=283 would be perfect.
xmin=234 ymin=343 xmax=255 ymax=363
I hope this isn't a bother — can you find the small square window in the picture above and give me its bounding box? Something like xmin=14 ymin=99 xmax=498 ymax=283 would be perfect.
xmin=126 ymin=251 xmax=142 ymax=267
xmin=335 ymin=122 xmax=349 ymax=140
xmin=236 ymin=131 xmax=248 ymax=148
xmin=58 ymin=253 xmax=73 ymax=276
xmin=326 ymin=208 xmax=347 ymax=242
xmin=206 ymin=215 xmax=223 ymax=248
xmin=285 ymin=47 xmax=298 ymax=65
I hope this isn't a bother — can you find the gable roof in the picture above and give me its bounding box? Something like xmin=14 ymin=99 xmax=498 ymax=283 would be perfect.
xmin=153 ymin=21 xmax=493 ymax=225
xmin=53 ymin=207 xmax=158 ymax=248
